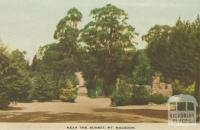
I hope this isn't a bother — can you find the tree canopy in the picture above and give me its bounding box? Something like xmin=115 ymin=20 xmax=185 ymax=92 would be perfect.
xmin=143 ymin=16 xmax=200 ymax=119
xmin=143 ymin=17 xmax=200 ymax=84
xmin=80 ymin=4 xmax=137 ymax=96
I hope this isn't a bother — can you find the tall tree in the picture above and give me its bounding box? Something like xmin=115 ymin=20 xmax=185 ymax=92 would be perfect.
xmin=32 ymin=8 xmax=82 ymax=77
xmin=9 ymin=50 xmax=32 ymax=102
xmin=0 ymin=49 xmax=11 ymax=108
xmin=143 ymin=16 xmax=200 ymax=121
xmin=80 ymin=4 xmax=137 ymax=96
xmin=31 ymin=8 xmax=83 ymax=99
xmin=0 ymin=44 xmax=31 ymax=108
xmin=54 ymin=8 xmax=82 ymax=57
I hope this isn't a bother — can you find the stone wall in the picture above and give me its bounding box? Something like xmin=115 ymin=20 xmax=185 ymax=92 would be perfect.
xmin=151 ymin=75 xmax=173 ymax=97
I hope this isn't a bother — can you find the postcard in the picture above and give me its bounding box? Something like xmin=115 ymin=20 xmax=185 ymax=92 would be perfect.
xmin=0 ymin=0 xmax=200 ymax=130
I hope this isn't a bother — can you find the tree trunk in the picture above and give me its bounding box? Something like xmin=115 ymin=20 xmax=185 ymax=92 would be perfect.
xmin=103 ymin=43 xmax=113 ymax=97
xmin=103 ymin=73 xmax=109 ymax=97
xmin=103 ymin=29 xmax=114 ymax=97
xmin=103 ymin=56 xmax=111 ymax=97
xmin=195 ymin=66 xmax=200 ymax=122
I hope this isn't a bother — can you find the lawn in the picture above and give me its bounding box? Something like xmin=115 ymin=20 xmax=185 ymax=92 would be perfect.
xmin=0 ymin=89 xmax=168 ymax=123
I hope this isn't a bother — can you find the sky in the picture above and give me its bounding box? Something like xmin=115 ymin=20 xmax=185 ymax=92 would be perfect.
xmin=0 ymin=0 xmax=200 ymax=61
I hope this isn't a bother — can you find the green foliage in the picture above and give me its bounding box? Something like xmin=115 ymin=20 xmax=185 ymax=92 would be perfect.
xmin=0 ymin=45 xmax=32 ymax=108
xmin=132 ymin=50 xmax=154 ymax=85
xmin=94 ymin=78 xmax=103 ymax=96
xmin=29 ymin=75 xmax=55 ymax=102
xmin=132 ymin=86 xmax=150 ymax=105
xmin=31 ymin=8 xmax=83 ymax=78
xmin=111 ymin=78 xmax=169 ymax=106
xmin=143 ymin=17 xmax=200 ymax=119
xmin=184 ymin=84 xmax=195 ymax=96
xmin=54 ymin=8 xmax=82 ymax=41
xmin=59 ymin=80 xmax=78 ymax=102
xmin=143 ymin=16 xmax=200 ymax=85
xmin=172 ymin=80 xmax=195 ymax=96
xmin=108 ymin=84 xmax=116 ymax=96
xmin=86 ymin=78 xmax=103 ymax=98
xmin=30 ymin=8 xmax=83 ymax=101
xmin=111 ymin=79 xmax=132 ymax=106
xmin=9 ymin=50 xmax=32 ymax=102
xmin=80 ymin=4 xmax=137 ymax=96
xmin=0 ymin=92 xmax=10 ymax=109
xmin=111 ymin=78 xmax=151 ymax=106
xmin=150 ymin=94 xmax=168 ymax=104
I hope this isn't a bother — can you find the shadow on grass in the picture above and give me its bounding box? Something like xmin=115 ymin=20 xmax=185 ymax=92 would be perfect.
xmin=0 ymin=112 xmax=129 ymax=123
xmin=93 ymin=108 xmax=168 ymax=119
xmin=0 ymin=111 xmax=166 ymax=123
xmin=0 ymin=107 xmax=23 ymax=111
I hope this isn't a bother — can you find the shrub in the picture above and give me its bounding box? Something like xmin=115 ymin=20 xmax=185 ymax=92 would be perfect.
xmin=172 ymin=80 xmax=195 ymax=96
xmin=111 ymin=79 xmax=132 ymax=106
xmin=86 ymin=78 xmax=103 ymax=98
xmin=108 ymin=84 xmax=115 ymax=96
xmin=132 ymin=86 xmax=150 ymax=105
xmin=59 ymin=80 xmax=78 ymax=102
xmin=132 ymin=51 xmax=154 ymax=85
xmin=150 ymin=94 xmax=168 ymax=104
xmin=86 ymin=79 xmax=96 ymax=98
xmin=0 ymin=92 xmax=10 ymax=109
xmin=111 ymin=80 xmax=169 ymax=106
xmin=95 ymin=78 xmax=103 ymax=96
xmin=29 ymin=75 xmax=55 ymax=102
xmin=87 ymin=88 xmax=97 ymax=98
